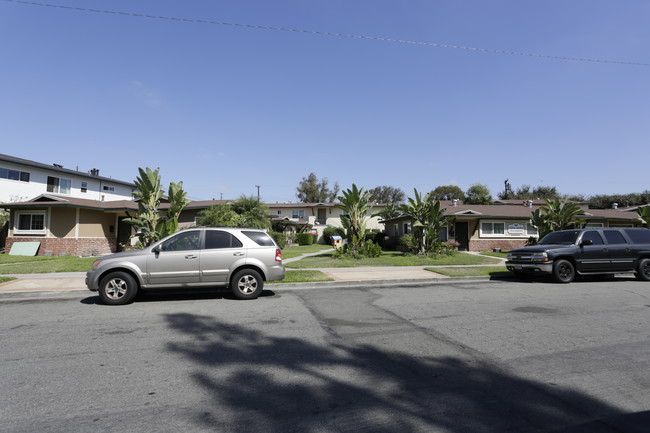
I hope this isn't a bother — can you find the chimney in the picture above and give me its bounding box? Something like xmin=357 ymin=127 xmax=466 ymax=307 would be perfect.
xmin=527 ymin=200 xmax=533 ymax=207
xmin=612 ymin=202 xmax=618 ymax=209
xmin=90 ymin=168 xmax=100 ymax=176
xmin=452 ymin=199 xmax=458 ymax=207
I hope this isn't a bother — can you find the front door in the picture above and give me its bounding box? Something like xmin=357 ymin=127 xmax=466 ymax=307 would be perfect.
xmin=454 ymin=222 xmax=469 ymax=251
xmin=116 ymin=217 xmax=131 ymax=252
xmin=318 ymin=208 xmax=327 ymax=225
xmin=576 ymin=230 xmax=609 ymax=272
xmin=147 ymin=230 xmax=202 ymax=285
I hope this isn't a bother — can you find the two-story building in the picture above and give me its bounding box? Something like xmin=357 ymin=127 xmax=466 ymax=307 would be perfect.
xmin=0 ymin=153 xmax=135 ymax=203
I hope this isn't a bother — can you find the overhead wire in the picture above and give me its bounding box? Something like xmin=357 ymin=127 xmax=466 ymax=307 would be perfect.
xmin=4 ymin=0 xmax=649 ymax=67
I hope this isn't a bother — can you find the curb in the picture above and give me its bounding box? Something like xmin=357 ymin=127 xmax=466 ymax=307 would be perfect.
xmin=0 ymin=276 xmax=511 ymax=302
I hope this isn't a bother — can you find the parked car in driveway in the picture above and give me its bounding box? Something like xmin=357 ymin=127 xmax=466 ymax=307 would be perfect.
xmin=86 ymin=227 xmax=285 ymax=304
xmin=506 ymin=228 xmax=650 ymax=283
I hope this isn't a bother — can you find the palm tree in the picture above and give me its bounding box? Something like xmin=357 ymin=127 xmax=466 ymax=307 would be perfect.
xmin=637 ymin=206 xmax=650 ymax=227
xmin=399 ymin=189 xmax=449 ymax=255
xmin=337 ymin=184 xmax=374 ymax=253
xmin=537 ymin=198 xmax=585 ymax=235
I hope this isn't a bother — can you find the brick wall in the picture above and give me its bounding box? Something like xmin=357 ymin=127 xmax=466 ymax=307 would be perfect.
xmin=469 ymin=238 xmax=528 ymax=252
xmin=4 ymin=237 xmax=116 ymax=257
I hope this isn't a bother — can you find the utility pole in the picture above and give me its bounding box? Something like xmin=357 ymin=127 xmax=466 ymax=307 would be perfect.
xmin=255 ymin=185 xmax=261 ymax=201
xmin=220 ymin=192 xmax=223 ymax=200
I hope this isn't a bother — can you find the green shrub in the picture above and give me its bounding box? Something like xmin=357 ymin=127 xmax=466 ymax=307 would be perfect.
xmin=296 ymin=233 xmax=314 ymax=246
xmin=269 ymin=231 xmax=287 ymax=249
xmin=323 ymin=227 xmax=345 ymax=244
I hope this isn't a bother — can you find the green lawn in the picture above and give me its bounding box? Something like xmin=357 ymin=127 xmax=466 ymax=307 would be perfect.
xmin=0 ymin=256 xmax=96 ymax=274
xmin=428 ymin=266 xmax=511 ymax=277
xmin=480 ymin=251 xmax=508 ymax=259
xmin=285 ymin=251 xmax=502 ymax=269
xmin=281 ymin=244 xmax=334 ymax=259
xmin=269 ymin=270 xmax=333 ymax=284
xmin=0 ymin=276 xmax=16 ymax=284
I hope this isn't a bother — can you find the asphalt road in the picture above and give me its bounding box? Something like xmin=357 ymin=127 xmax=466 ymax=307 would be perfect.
xmin=1 ymin=278 xmax=649 ymax=433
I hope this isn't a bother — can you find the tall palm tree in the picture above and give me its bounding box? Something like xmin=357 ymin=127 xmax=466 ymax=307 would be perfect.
xmin=337 ymin=184 xmax=373 ymax=252
xmin=539 ymin=198 xmax=585 ymax=234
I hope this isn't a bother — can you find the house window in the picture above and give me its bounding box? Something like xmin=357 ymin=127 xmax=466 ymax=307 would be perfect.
xmin=481 ymin=222 xmax=505 ymax=236
xmin=81 ymin=181 xmax=88 ymax=193
xmin=403 ymin=222 xmax=411 ymax=234
xmin=585 ymin=223 xmax=604 ymax=228
xmin=47 ymin=176 xmax=71 ymax=194
xmin=15 ymin=212 xmax=46 ymax=234
xmin=526 ymin=224 xmax=538 ymax=237
xmin=292 ymin=210 xmax=305 ymax=219
xmin=103 ymin=185 xmax=115 ymax=192
xmin=0 ymin=167 xmax=30 ymax=182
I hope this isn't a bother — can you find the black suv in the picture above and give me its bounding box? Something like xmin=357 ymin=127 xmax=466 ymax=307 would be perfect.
xmin=506 ymin=228 xmax=650 ymax=283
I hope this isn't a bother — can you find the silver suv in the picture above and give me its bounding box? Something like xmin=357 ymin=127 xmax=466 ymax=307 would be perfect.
xmin=86 ymin=227 xmax=285 ymax=305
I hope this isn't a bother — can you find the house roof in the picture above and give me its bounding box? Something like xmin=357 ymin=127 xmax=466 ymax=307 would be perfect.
xmin=0 ymin=153 xmax=136 ymax=187
xmin=382 ymin=202 xmax=641 ymax=223
xmin=0 ymin=194 xmax=139 ymax=212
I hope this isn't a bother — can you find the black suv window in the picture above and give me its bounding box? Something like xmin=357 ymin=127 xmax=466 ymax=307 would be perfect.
xmin=161 ymin=231 xmax=201 ymax=252
xmin=603 ymin=230 xmax=627 ymax=245
xmin=242 ymin=231 xmax=275 ymax=246
xmin=582 ymin=231 xmax=604 ymax=245
xmin=538 ymin=230 xmax=580 ymax=245
xmin=205 ymin=230 xmax=243 ymax=249
xmin=624 ymin=229 xmax=650 ymax=243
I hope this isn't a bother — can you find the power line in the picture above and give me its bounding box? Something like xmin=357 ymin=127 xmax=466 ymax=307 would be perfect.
xmin=5 ymin=0 xmax=650 ymax=67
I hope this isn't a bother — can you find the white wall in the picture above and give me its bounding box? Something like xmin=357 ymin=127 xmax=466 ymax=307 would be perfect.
xmin=0 ymin=160 xmax=134 ymax=203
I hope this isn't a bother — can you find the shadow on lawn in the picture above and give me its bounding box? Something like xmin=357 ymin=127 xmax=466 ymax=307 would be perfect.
xmin=163 ymin=312 xmax=646 ymax=433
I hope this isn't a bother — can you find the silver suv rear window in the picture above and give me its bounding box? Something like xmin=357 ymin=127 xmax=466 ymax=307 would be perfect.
xmin=242 ymin=231 xmax=275 ymax=246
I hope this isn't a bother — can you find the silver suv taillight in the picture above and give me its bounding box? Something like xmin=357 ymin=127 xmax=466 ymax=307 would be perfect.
xmin=275 ymin=248 xmax=282 ymax=262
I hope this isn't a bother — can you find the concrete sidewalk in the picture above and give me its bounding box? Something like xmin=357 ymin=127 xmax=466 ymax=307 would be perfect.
xmin=0 ymin=250 xmax=506 ymax=299
xmin=0 ymin=266 xmax=446 ymax=298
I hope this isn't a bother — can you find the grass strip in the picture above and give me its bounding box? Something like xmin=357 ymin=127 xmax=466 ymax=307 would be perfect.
xmin=0 ymin=257 xmax=96 ymax=274
xmin=0 ymin=277 xmax=16 ymax=284
xmin=281 ymin=244 xmax=334 ymax=259
xmin=427 ymin=266 xmax=511 ymax=277
xmin=269 ymin=270 xmax=334 ymax=284
xmin=285 ymin=251 xmax=501 ymax=269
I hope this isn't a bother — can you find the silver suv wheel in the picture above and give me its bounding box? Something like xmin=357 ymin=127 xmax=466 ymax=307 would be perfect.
xmin=231 ymin=269 xmax=263 ymax=300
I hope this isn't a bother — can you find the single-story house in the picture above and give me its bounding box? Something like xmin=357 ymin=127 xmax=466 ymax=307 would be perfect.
xmin=0 ymin=195 xmax=386 ymax=256
xmin=381 ymin=200 xmax=643 ymax=252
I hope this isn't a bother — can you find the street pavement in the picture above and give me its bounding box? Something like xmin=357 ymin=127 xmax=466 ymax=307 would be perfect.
xmin=0 ymin=251 xmax=506 ymax=299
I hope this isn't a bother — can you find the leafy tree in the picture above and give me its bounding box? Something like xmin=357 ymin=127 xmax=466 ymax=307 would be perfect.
xmin=368 ymin=186 xmax=405 ymax=204
xmin=637 ymin=206 xmax=650 ymax=227
xmin=231 ymin=195 xmax=271 ymax=229
xmin=587 ymin=191 xmax=650 ymax=209
xmin=400 ymin=189 xmax=449 ymax=255
xmin=124 ymin=167 xmax=189 ymax=246
xmin=529 ymin=198 xmax=585 ymax=240
xmin=337 ymin=184 xmax=374 ymax=255
xmin=465 ymin=183 xmax=493 ymax=205
xmin=430 ymin=185 xmax=465 ymax=201
xmin=498 ymin=184 xmax=559 ymax=200
xmin=374 ymin=203 xmax=402 ymax=220
xmin=196 ymin=204 xmax=244 ymax=227
xmin=296 ymin=173 xmax=339 ymax=203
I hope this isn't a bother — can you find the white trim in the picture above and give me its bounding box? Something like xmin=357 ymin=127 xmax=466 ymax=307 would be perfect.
xmin=75 ymin=208 xmax=80 ymax=238
xmin=480 ymin=220 xmax=536 ymax=238
xmin=14 ymin=211 xmax=47 ymax=235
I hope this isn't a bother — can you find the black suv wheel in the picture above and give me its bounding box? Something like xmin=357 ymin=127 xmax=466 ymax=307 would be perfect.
xmin=553 ymin=260 xmax=575 ymax=283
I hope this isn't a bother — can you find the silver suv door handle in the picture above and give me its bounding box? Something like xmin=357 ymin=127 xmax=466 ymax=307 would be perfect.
xmin=233 ymin=252 xmax=245 ymax=256
xmin=185 ymin=254 xmax=197 ymax=259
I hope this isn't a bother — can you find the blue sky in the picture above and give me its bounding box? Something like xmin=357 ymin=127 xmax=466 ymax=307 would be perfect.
xmin=1 ymin=0 xmax=648 ymax=202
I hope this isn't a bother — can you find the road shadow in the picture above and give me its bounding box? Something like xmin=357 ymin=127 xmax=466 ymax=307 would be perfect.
xmin=79 ymin=289 xmax=276 ymax=305
xmin=163 ymin=313 xmax=643 ymax=433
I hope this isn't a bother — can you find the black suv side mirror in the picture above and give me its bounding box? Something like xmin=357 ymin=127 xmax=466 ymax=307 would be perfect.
xmin=580 ymin=239 xmax=593 ymax=247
